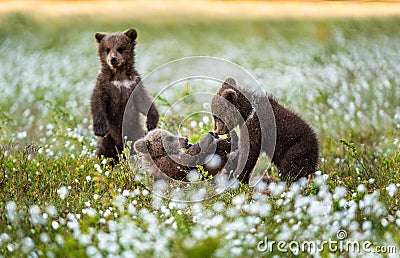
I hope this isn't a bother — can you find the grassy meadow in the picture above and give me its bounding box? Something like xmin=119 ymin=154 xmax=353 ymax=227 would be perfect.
xmin=0 ymin=2 xmax=400 ymax=257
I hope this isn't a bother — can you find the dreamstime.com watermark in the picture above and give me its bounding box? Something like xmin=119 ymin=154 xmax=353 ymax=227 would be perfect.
xmin=257 ymin=230 xmax=399 ymax=255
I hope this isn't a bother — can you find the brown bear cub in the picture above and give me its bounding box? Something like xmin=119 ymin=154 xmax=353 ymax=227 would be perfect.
xmin=211 ymin=78 xmax=319 ymax=184
xmin=133 ymin=129 xmax=237 ymax=181
xmin=91 ymin=28 xmax=159 ymax=162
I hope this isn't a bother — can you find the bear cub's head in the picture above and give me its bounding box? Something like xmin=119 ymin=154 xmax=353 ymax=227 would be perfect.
xmin=211 ymin=78 xmax=245 ymax=135
xmin=134 ymin=129 xmax=191 ymax=159
xmin=95 ymin=28 xmax=138 ymax=71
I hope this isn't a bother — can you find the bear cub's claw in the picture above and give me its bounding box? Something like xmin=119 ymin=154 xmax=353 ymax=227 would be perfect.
xmin=185 ymin=138 xmax=193 ymax=149
xmin=208 ymin=132 xmax=219 ymax=139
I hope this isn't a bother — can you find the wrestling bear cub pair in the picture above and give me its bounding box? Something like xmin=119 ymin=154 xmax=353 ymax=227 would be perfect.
xmin=91 ymin=28 xmax=319 ymax=183
xmin=134 ymin=130 xmax=238 ymax=181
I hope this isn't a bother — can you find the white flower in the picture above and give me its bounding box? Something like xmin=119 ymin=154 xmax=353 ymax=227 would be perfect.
xmin=40 ymin=233 xmax=50 ymax=244
xmin=97 ymin=232 xmax=120 ymax=253
xmin=187 ymin=170 xmax=201 ymax=182
xmin=161 ymin=206 xmax=171 ymax=217
xmin=7 ymin=243 xmax=15 ymax=252
xmin=94 ymin=164 xmax=102 ymax=173
xmin=0 ymin=233 xmax=11 ymax=244
xmin=357 ymin=184 xmax=366 ymax=193
xmin=132 ymin=188 xmax=141 ymax=197
xmin=103 ymin=209 xmax=111 ymax=218
xmin=122 ymin=190 xmax=130 ymax=197
xmin=210 ymin=215 xmax=224 ymax=227
xmin=29 ymin=205 xmax=46 ymax=225
xmin=308 ymin=200 xmax=331 ymax=217
xmin=17 ymin=131 xmax=27 ymax=139
xmin=386 ymin=183 xmax=397 ymax=197
xmin=142 ymin=189 xmax=149 ymax=196
xmin=314 ymin=175 xmax=324 ymax=186
xmin=52 ymin=221 xmax=60 ymax=230
xmin=78 ymin=234 xmax=92 ymax=246
xmin=362 ymin=221 xmax=372 ymax=231
xmin=214 ymin=173 xmax=229 ymax=193
xmin=57 ymin=186 xmax=69 ymax=200
xmin=55 ymin=235 xmax=64 ymax=246
xmin=232 ymin=194 xmax=246 ymax=207
xmin=205 ymin=154 xmax=222 ymax=170
xmin=6 ymin=201 xmax=18 ymax=223
xmin=190 ymin=121 xmax=197 ymax=128
xmin=46 ymin=123 xmax=54 ymax=130
xmin=83 ymin=208 xmax=97 ymax=218
xmin=113 ymin=195 xmax=126 ymax=212
xmin=21 ymin=237 xmax=35 ymax=253
xmin=268 ymin=182 xmax=286 ymax=197
xmin=165 ymin=217 xmax=174 ymax=225
xmin=86 ymin=246 xmax=101 ymax=258
xmin=333 ymin=186 xmax=347 ymax=200
xmin=213 ymin=202 xmax=225 ymax=213
xmin=190 ymin=188 xmax=207 ymax=202
xmin=253 ymin=178 xmax=267 ymax=192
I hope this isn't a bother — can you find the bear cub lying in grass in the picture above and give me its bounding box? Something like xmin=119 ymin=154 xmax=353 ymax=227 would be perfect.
xmin=211 ymin=78 xmax=319 ymax=184
xmin=134 ymin=129 xmax=238 ymax=181
xmin=91 ymin=28 xmax=159 ymax=163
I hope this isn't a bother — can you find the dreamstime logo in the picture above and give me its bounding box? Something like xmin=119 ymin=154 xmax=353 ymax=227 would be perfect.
xmin=122 ymin=56 xmax=277 ymax=202
xmin=336 ymin=229 xmax=347 ymax=240
xmin=257 ymin=229 xmax=398 ymax=255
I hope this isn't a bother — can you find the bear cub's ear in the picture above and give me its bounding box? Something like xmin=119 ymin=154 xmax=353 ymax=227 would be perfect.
xmin=221 ymin=89 xmax=237 ymax=104
xmin=134 ymin=139 xmax=148 ymax=154
xmin=124 ymin=28 xmax=138 ymax=42
xmin=223 ymin=77 xmax=237 ymax=87
xmin=95 ymin=33 xmax=106 ymax=43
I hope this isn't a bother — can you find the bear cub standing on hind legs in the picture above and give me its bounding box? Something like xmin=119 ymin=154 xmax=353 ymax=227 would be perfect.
xmin=91 ymin=28 xmax=159 ymax=162
xmin=211 ymin=78 xmax=319 ymax=184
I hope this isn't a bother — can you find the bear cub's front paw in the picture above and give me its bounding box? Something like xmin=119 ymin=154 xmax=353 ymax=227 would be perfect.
xmin=93 ymin=122 xmax=110 ymax=137
xmin=146 ymin=120 xmax=158 ymax=132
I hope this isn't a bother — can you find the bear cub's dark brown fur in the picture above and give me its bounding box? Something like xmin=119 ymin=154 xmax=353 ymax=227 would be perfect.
xmin=91 ymin=28 xmax=159 ymax=162
xmin=186 ymin=131 xmax=238 ymax=177
xmin=134 ymin=129 xmax=237 ymax=181
xmin=211 ymin=78 xmax=319 ymax=184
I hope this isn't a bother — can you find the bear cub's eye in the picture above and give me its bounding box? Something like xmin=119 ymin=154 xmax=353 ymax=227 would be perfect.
xmin=106 ymin=48 xmax=111 ymax=54
xmin=117 ymin=47 xmax=124 ymax=53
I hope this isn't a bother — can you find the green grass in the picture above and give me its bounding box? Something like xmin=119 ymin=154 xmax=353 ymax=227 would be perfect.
xmin=0 ymin=12 xmax=399 ymax=257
